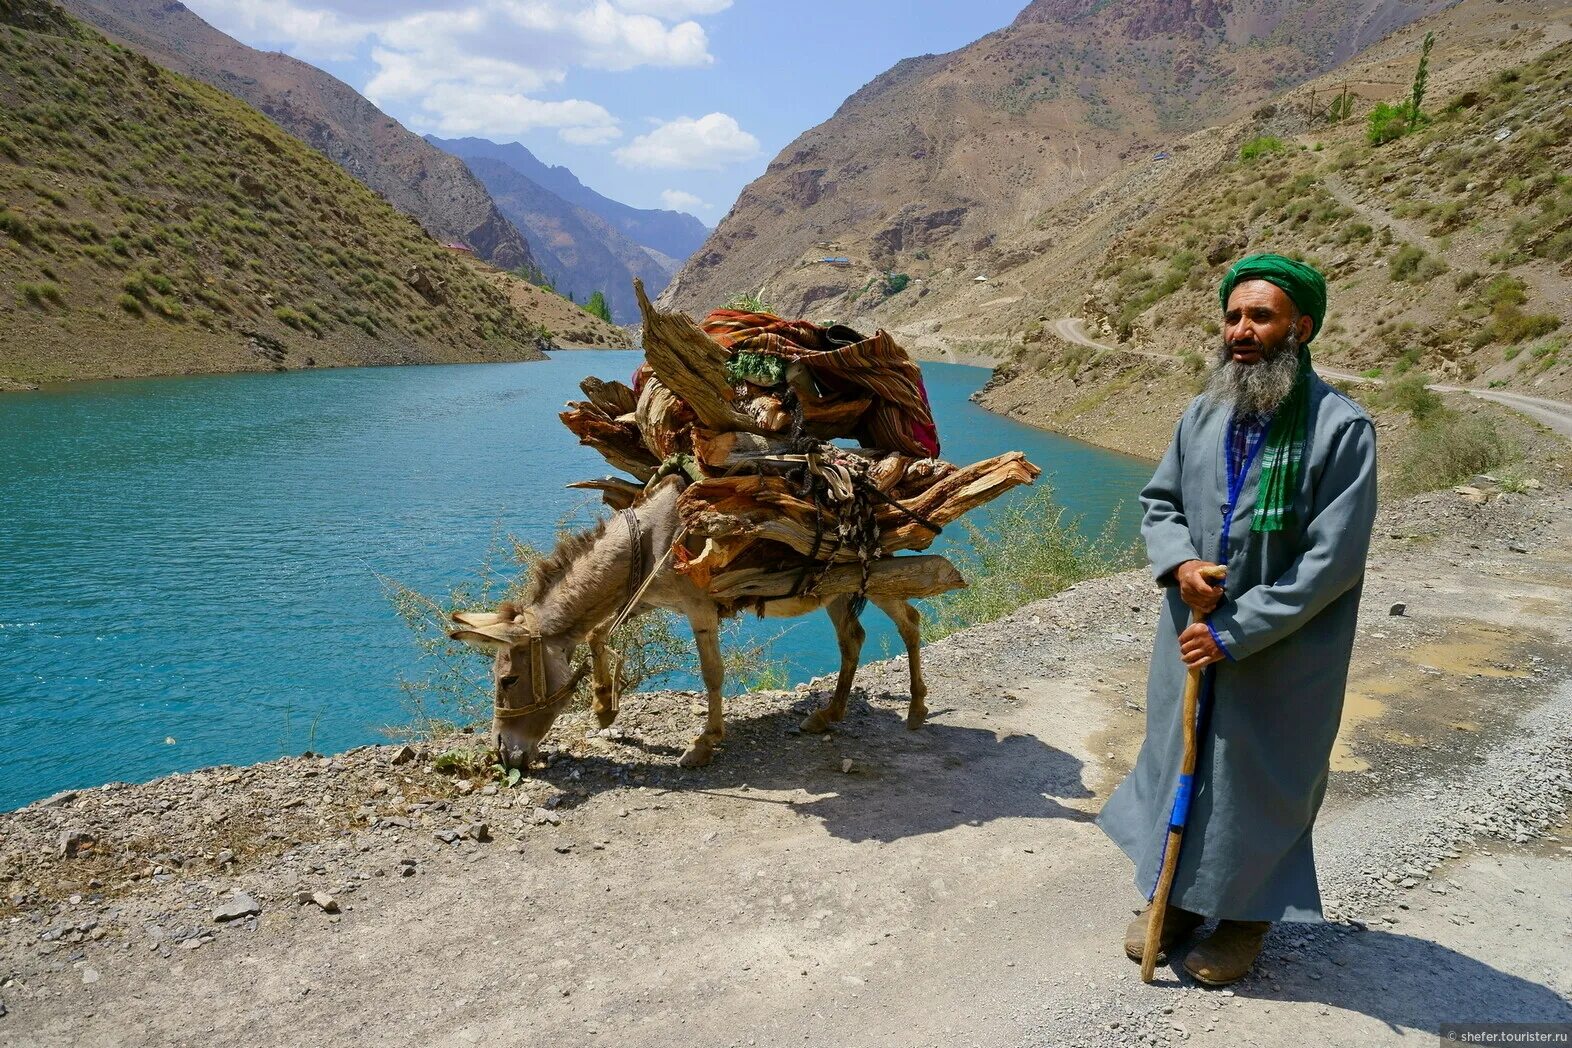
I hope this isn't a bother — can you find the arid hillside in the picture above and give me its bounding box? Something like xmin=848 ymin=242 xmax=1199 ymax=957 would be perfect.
xmin=659 ymin=0 xmax=1460 ymax=319
xmin=56 ymin=0 xmax=538 ymax=277
xmin=0 ymin=0 xmax=552 ymax=385
xmin=966 ymin=0 xmax=1571 ymax=453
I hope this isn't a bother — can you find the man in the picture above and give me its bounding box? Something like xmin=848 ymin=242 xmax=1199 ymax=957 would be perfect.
xmin=1097 ymin=254 xmax=1378 ymax=986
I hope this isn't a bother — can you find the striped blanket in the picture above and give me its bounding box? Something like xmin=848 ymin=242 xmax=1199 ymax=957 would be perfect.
xmin=700 ymin=309 xmax=940 ymax=457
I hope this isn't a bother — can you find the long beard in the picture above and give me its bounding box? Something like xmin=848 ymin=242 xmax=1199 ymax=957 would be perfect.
xmin=1204 ymin=330 xmax=1302 ymax=417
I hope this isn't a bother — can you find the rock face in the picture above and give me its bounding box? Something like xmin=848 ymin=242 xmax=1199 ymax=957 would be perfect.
xmin=659 ymin=0 xmax=1459 ymax=318
xmin=58 ymin=0 xmax=539 ymax=276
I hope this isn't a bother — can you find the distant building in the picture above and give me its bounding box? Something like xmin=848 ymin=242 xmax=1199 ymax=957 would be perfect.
xmin=1154 ymin=152 xmax=1170 ymax=161
xmin=817 ymin=256 xmax=852 ymax=268
xmin=974 ymin=274 xmax=989 ymax=282
xmin=443 ymin=242 xmax=476 ymax=254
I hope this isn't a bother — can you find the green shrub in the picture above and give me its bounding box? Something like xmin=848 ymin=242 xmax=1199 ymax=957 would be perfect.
xmin=1368 ymin=101 xmax=1420 ymax=145
xmin=723 ymin=292 xmax=774 ymax=314
xmin=883 ymin=272 xmax=911 ymax=295
xmin=117 ymin=292 xmax=143 ymax=315
xmin=18 ymin=280 xmax=64 ymax=307
xmin=0 ymin=209 xmax=35 ymax=245
xmin=1391 ymin=410 xmax=1514 ymax=497
xmin=1239 ymin=136 xmax=1286 ymax=161
xmin=920 ymin=484 xmax=1137 ymax=640
xmin=1388 ymin=244 xmax=1445 ymax=282
xmin=1375 ymin=372 xmax=1443 ymax=422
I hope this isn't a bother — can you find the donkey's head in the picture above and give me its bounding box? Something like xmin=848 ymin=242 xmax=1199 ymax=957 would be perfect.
xmin=450 ymin=604 xmax=587 ymax=771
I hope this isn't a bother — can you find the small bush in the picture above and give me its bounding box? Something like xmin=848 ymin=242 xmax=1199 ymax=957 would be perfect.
xmin=1240 ymin=136 xmax=1286 ymax=161
xmin=1388 ymin=244 xmax=1445 ymax=282
xmin=18 ymin=280 xmax=64 ymax=307
xmin=117 ymin=292 xmax=143 ymax=315
xmin=723 ymin=292 xmax=774 ymax=314
xmin=920 ymin=484 xmax=1137 ymax=640
xmin=0 ymin=209 xmax=35 ymax=245
xmin=1375 ymin=372 xmax=1443 ymax=422
xmin=1391 ymin=410 xmax=1514 ymax=497
xmin=1368 ymin=101 xmax=1420 ymax=145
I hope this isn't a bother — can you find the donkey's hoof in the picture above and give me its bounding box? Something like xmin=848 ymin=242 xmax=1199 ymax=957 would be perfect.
xmin=800 ymin=709 xmax=835 ymax=734
xmin=678 ymin=740 xmax=715 ymax=768
xmin=906 ymin=704 xmax=928 ymax=730
xmin=594 ymin=707 xmax=619 ymax=729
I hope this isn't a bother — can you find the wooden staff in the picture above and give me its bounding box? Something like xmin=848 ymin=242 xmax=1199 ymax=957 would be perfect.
xmin=1142 ymin=564 xmax=1228 ymax=983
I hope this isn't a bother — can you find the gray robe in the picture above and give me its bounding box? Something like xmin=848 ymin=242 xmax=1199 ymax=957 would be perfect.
xmin=1097 ymin=373 xmax=1378 ymax=922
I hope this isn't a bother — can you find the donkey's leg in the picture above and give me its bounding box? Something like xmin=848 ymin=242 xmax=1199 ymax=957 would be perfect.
xmin=679 ymin=606 xmax=726 ymax=768
xmin=873 ymin=597 xmax=928 ymax=729
xmin=802 ymin=595 xmax=865 ymax=734
xmin=587 ymin=627 xmax=619 ymax=729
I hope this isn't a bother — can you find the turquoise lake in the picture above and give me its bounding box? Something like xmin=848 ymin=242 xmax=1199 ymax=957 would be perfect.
xmin=0 ymin=352 xmax=1153 ymax=810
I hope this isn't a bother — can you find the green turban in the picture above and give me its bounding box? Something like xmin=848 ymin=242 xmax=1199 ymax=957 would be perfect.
xmin=1218 ymin=253 xmax=1327 ymax=343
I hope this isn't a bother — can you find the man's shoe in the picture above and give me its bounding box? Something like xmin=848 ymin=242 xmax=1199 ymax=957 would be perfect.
xmin=1123 ymin=904 xmax=1204 ymax=963
xmin=1182 ymin=920 xmax=1272 ymax=986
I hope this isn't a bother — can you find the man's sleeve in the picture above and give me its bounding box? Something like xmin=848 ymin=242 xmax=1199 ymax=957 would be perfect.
xmin=1141 ymin=401 xmax=1202 ymax=586
xmin=1207 ymin=418 xmax=1377 ymax=660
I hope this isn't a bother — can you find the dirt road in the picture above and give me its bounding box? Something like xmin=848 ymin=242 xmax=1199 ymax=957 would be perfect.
xmin=2 ymin=489 xmax=1570 ymax=1047
xmin=1052 ymin=317 xmax=1572 ymax=438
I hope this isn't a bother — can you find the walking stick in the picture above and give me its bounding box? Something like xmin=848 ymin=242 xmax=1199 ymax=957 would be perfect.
xmin=1141 ymin=564 xmax=1227 ymax=983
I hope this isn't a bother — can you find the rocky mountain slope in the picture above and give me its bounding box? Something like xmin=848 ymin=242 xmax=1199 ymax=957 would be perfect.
xmin=56 ymin=0 xmax=538 ymax=277
xmin=659 ymin=0 xmax=1461 ymax=319
xmin=0 ymin=0 xmax=551 ymax=385
xmin=967 ymin=0 xmax=1571 ymax=454
xmin=430 ymin=135 xmax=709 ymax=264
xmin=456 ymin=154 xmax=675 ymax=326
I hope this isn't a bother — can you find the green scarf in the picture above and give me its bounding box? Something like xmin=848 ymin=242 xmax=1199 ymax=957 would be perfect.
xmin=1252 ymin=348 xmax=1313 ymax=533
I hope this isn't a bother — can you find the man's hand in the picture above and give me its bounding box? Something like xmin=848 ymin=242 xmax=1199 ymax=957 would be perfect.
xmin=1179 ymin=623 xmax=1225 ymax=669
xmin=1174 ymin=559 xmax=1226 ymax=615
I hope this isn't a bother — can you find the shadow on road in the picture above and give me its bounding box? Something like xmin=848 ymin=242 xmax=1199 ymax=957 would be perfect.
xmin=545 ymin=692 xmax=1096 ymax=844
xmin=1158 ymin=923 xmax=1572 ymax=1030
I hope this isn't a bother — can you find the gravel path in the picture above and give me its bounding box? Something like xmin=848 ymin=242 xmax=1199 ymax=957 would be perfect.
xmin=2 ymin=487 xmax=1569 ymax=1047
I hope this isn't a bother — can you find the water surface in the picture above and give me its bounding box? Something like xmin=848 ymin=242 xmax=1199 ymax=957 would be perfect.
xmin=0 ymin=352 xmax=1152 ymax=809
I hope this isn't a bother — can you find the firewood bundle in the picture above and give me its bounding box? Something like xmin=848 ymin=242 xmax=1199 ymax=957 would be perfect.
xmin=559 ymin=280 xmax=1041 ymax=611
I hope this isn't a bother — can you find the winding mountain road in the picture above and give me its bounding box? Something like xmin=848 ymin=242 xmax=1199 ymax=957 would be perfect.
xmin=1052 ymin=318 xmax=1572 ymax=438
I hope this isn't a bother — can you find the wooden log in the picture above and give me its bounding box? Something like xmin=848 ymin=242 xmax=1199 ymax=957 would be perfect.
xmin=567 ymin=477 xmax=643 ymax=510
xmin=559 ymin=405 xmax=659 ymax=480
xmin=579 ymin=376 xmax=636 ymax=417
xmin=634 ymin=278 xmax=768 ymax=435
xmin=706 ymin=554 xmax=965 ymax=604
xmin=636 ymin=376 xmax=694 ymax=460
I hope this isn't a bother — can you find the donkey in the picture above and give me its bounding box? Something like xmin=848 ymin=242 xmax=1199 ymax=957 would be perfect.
xmin=449 ymin=477 xmax=930 ymax=771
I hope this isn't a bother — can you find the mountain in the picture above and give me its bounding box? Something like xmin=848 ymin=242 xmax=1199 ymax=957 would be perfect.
xmin=0 ymin=0 xmax=554 ymax=385
xmin=428 ymin=136 xmax=710 ymax=262
xmin=456 ymin=156 xmax=672 ymax=325
xmin=54 ymin=0 xmax=539 ymax=276
xmin=967 ymin=0 xmax=1571 ymax=456
xmin=659 ymin=0 xmax=1461 ymax=319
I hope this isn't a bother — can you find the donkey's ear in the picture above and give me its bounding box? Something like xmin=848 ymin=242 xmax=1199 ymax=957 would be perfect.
xmin=451 ymin=610 xmax=508 ymax=628
xmin=448 ymin=624 xmax=518 ymax=653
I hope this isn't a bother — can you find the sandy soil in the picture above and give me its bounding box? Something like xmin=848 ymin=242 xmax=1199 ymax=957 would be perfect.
xmin=1 ymin=486 xmax=1569 ymax=1048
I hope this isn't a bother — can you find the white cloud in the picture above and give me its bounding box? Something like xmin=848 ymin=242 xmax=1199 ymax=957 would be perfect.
xmin=612 ymin=0 xmax=733 ymax=16
xmin=660 ymin=188 xmax=706 ymax=211
xmin=191 ymin=0 xmax=723 ymax=147
xmin=614 ymin=113 xmax=759 ymax=170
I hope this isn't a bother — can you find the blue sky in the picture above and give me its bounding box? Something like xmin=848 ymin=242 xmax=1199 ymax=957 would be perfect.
xmin=184 ymin=1 xmax=1027 ymax=222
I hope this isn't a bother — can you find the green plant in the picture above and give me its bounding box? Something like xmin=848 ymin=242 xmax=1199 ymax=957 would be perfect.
xmin=1375 ymin=371 xmax=1443 ymax=422
xmin=1409 ymin=32 xmax=1435 ymax=131
xmin=583 ymin=289 xmax=612 ymax=323
xmin=920 ymin=484 xmax=1137 ymax=641
xmin=1239 ymin=136 xmax=1286 ymax=161
xmin=723 ymin=292 xmax=774 ymax=314
xmin=1390 ymin=410 xmax=1514 ymax=497
xmin=1388 ymin=244 xmax=1445 ymax=282
xmin=882 ymin=272 xmax=911 ymax=295
xmin=18 ymin=280 xmax=64 ymax=307
xmin=1368 ymin=101 xmax=1421 ymax=145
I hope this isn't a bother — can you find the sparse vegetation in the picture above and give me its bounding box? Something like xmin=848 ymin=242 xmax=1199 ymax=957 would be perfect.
xmin=1239 ymin=136 xmax=1286 ymax=161
xmin=0 ymin=3 xmax=542 ymax=382
xmin=723 ymin=292 xmax=773 ymax=314
xmin=1390 ymin=409 xmax=1515 ymax=497
xmin=920 ymin=485 xmax=1137 ymax=641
